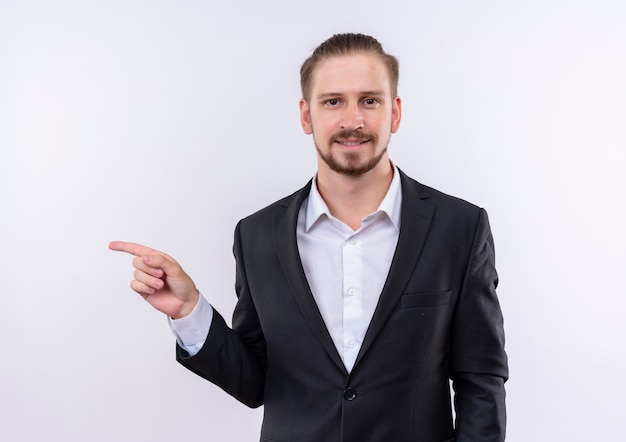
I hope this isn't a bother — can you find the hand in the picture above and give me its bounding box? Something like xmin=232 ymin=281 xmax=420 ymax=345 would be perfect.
xmin=108 ymin=241 xmax=200 ymax=319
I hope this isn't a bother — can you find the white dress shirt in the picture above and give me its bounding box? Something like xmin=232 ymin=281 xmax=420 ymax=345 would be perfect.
xmin=169 ymin=166 xmax=402 ymax=373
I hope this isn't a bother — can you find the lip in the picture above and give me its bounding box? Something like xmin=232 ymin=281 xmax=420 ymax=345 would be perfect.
xmin=334 ymin=139 xmax=370 ymax=149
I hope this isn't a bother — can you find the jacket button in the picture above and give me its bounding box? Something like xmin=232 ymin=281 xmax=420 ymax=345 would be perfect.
xmin=343 ymin=388 xmax=357 ymax=401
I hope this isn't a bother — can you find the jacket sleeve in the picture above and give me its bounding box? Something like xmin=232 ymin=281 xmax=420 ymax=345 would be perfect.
xmin=450 ymin=208 xmax=508 ymax=441
xmin=175 ymin=220 xmax=267 ymax=408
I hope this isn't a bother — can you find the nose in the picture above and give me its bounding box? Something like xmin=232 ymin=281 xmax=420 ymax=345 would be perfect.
xmin=340 ymin=102 xmax=364 ymax=130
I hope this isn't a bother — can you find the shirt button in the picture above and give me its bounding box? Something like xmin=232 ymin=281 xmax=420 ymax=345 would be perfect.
xmin=343 ymin=388 xmax=357 ymax=401
xmin=347 ymin=287 xmax=358 ymax=296
xmin=347 ymin=339 xmax=356 ymax=348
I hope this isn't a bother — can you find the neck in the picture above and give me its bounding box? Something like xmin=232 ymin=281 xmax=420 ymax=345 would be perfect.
xmin=316 ymin=157 xmax=394 ymax=230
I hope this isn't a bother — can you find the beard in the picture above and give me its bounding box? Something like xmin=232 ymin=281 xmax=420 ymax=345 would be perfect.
xmin=315 ymin=130 xmax=387 ymax=177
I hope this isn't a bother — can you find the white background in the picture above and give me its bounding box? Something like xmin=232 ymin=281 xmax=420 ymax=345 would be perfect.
xmin=1 ymin=1 xmax=625 ymax=440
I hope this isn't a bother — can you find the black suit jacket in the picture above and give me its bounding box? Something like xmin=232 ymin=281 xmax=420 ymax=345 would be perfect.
xmin=177 ymin=169 xmax=508 ymax=441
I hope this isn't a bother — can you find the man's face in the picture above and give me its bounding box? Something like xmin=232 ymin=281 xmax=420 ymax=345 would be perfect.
xmin=299 ymin=52 xmax=401 ymax=177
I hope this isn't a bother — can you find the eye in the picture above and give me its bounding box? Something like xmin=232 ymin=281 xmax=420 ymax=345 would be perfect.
xmin=363 ymin=98 xmax=379 ymax=106
xmin=324 ymin=98 xmax=340 ymax=106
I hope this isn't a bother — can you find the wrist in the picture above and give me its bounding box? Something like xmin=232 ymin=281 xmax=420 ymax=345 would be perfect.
xmin=171 ymin=291 xmax=200 ymax=320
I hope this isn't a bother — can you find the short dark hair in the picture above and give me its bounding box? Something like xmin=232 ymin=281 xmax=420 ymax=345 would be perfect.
xmin=300 ymin=33 xmax=399 ymax=101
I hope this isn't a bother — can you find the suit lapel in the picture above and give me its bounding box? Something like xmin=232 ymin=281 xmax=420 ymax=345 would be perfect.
xmin=354 ymin=170 xmax=435 ymax=369
xmin=272 ymin=182 xmax=347 ymax=373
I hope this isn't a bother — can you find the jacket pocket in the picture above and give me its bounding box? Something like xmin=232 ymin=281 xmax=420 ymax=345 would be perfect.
xmin=400 ymin=290 xmax=452 ymax=308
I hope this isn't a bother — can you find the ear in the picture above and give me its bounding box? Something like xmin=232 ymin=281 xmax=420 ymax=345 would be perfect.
xmin=299 ymin=99 xmax=313 ymax=135
xmin=390 ymin=96 xmax=402 ymax=133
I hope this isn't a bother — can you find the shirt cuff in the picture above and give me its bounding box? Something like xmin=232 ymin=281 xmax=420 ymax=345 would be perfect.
xmin=167 ymin=293 xmax=213 ymax=357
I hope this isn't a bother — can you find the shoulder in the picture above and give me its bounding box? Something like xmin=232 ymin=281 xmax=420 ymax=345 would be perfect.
xmin=398 ymin=169 xmax=494 ymax=254
xmin=237 ymin=180 xmax=312 ymax=230
xmin=398 ymin=168 xmax=484 ymax=220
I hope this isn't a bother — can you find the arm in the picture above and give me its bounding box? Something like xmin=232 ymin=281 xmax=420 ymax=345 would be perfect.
xmin=175 ymin=221 xmax=267 ymax=407
xmin=450 ymin=209 xmax=508 ymax=441
xmin=109 ymin=237 xmax=266 ymax=407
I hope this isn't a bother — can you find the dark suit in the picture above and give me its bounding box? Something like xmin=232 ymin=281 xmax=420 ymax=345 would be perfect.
xmin=177 ymin=169 xmax=508 ymax=441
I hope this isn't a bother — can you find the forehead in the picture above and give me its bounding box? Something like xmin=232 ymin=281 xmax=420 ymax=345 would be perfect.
xmin=310 ymin=53 xmax=391 ymax=96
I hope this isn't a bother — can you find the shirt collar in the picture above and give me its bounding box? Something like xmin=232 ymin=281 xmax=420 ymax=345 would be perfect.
xmin=305 ymin=164 xmax=403 ymax=232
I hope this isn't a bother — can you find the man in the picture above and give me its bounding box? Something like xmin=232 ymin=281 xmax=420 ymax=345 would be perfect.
xmin=110 ymin=33 xmax=508 ymax=441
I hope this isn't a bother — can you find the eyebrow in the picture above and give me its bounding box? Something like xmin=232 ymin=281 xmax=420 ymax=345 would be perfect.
xmin=316 ymin=91 xmax=386 ymax=100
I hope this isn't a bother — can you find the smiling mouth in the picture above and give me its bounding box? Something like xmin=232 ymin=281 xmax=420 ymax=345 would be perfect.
xmin=331 ymin=130 xmax=375 ymax=149
xmin=335 ymin=139 xmax=370 ymax=147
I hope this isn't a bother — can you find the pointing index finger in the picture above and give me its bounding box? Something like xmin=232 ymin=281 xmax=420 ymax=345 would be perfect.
xmin=108 ymin=241 xmax=155 ymax=257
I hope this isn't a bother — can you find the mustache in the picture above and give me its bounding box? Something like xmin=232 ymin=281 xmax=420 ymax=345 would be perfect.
xmin=330 ymin=130 xmax=376 ymax=142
